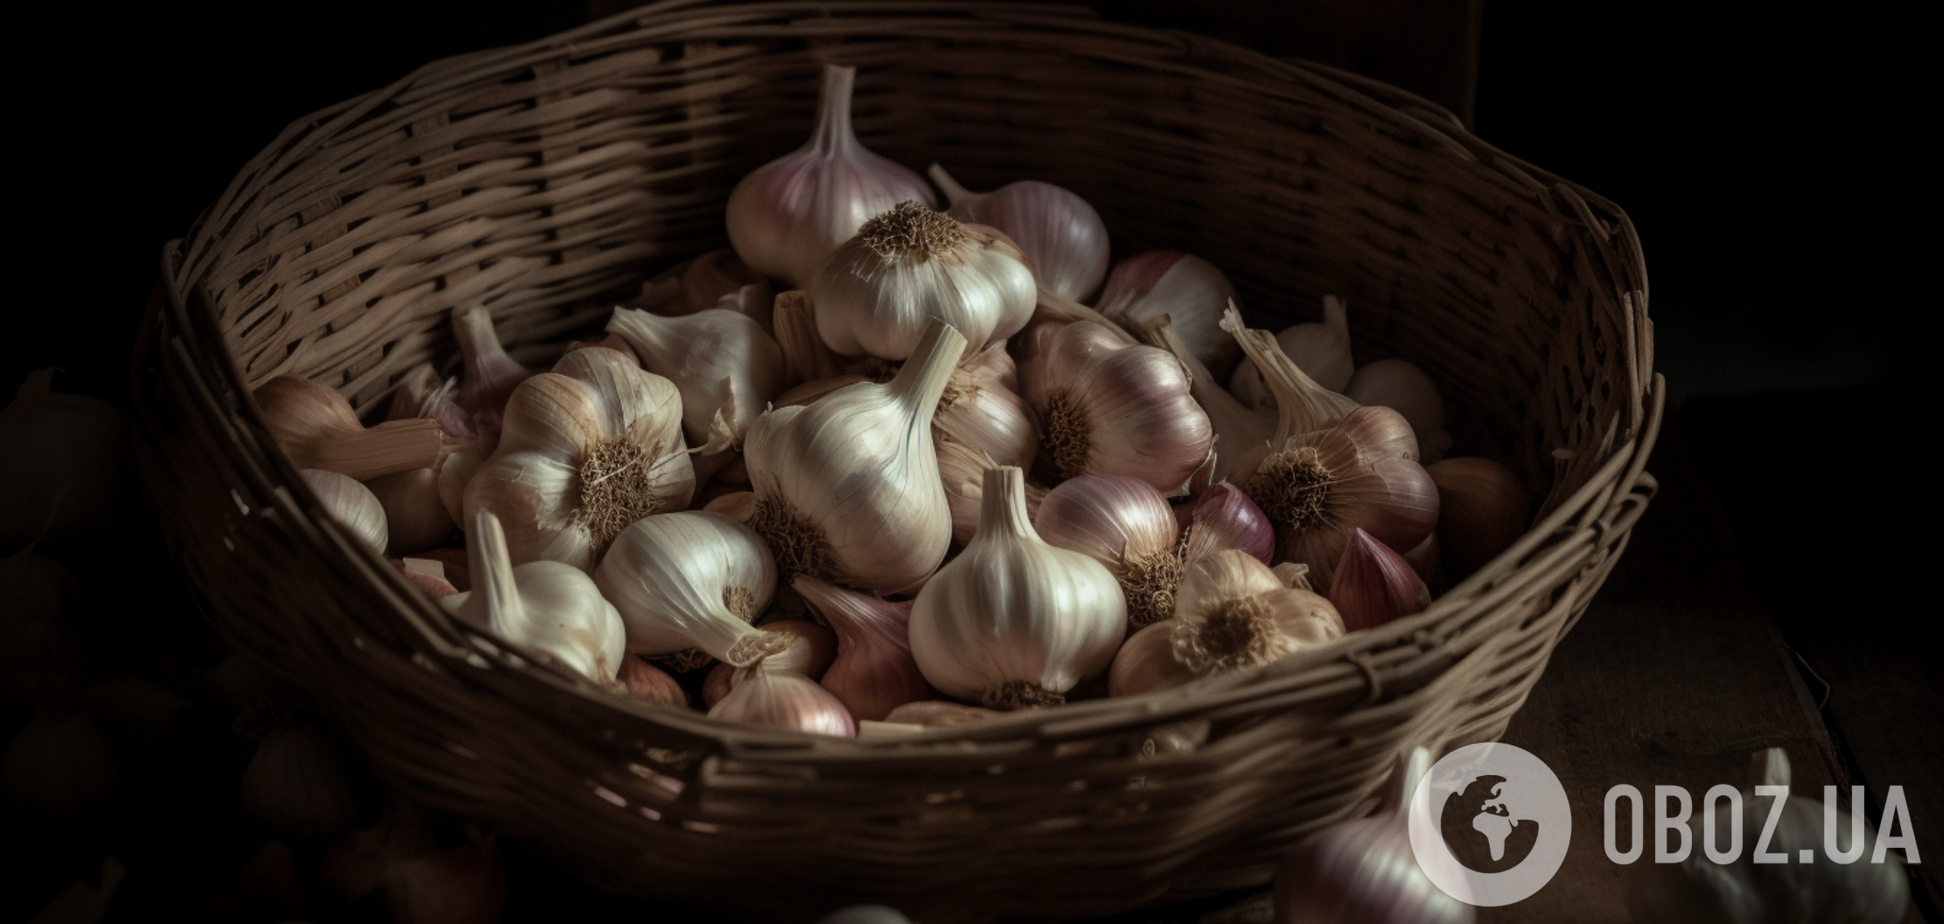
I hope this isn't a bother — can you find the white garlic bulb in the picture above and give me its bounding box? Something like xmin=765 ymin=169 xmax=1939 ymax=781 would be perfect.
xmin=593 ymin=510 xmax=780 ymax=665
xmin=934 ymin=342 xmax=1037 ymax=470
xmin=810 ymin=201 xmax=1036 ymax=362
xmin=726 ymin=64 xmax=935 ymax=288
xmin=1170 ymin=550 xmax=1344 ymax=676
xmin=1095 ymin=251 xmax=1242 ymax=377
xmin=908 ymin=465 xmax=1126 ymax=708
xmin=1016 ymin=319 xmax=1214 ymax=496
xmin=606 ymin=306 xmax=787 ymax=475
xmin=744 ymin=318 xmax=965 ymax=594
xmin=298 ymin=469 xmax=388 ymax=555
xmin=462 ymin=347 xmax=694 ymax=571
xmin=441 ymin=510 xmax=626 ymax=684
xmin=1231 ymin=294 xmax=1355 ymax=405
xmin=928 ymin=163 xmax=1110 ymax=302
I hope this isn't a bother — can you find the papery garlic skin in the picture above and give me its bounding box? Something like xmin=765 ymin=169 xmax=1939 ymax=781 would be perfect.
xmin=1096 ymin=251 xmax=1242 ymax=377
xmin=1035 ymin=475 xmax=1184 ymax=629
xmin=796 ymin=575 xmax=929 ymax=722
xmin=369 ymin=365 xmax=466 ymax=554
xmin=726 ymin=64 xmax=935 ymax=288
xmin=1016 ymin=320 xmax=1214 ymax=496
xmin=744 ymin=319 xmax=964 ymax=594
xmin=929 ymin=163 xmax=1110 ymax=302
xmin=593 ymin=510 xmax=777 ymax=664
xmin=708 ymin=669 xmax=856 ymax=737
xmin=935 ymin=343 xmax=1037 ymax=470
xmin=253 ymin=376 xmax=447 ymax=482
xmin=811 ymin=201 xmax=1036 ymax=361
xmin=442 ymin=510 xmax=626 ymax=684
xmin=909 ymin=466 xmax=1125 ymax=708
xmin=1170 ymin=550 xmax=1344 ymax=676
xmin=462 ymin=348 xmax=694 ymax=571
xmin=1329 ymin=528 xmax=1432 ymax=633
xmin=1346 ymin=358 xmax=1452 ymax=464
xmin=299 ymin=469 xmax=389 ymax=555
xmin=1231 ymin=295 xmax=1355 ymax=406
xmin=618 ymin=657 xmax=687 ymax=707
xmin=606 ymin=307 xmax=786 ymax=462
xmin=452 ymin=305 xmax=534 ymax=440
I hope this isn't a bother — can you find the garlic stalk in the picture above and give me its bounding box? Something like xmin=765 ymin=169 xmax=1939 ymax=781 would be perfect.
xmin=606 ymin=305 xmax=787 ymax=476
xmin=442 ymin=510 xmax=626 ymax=684
xmin=1230 ymin=295 xmax=1355 ymax=405
xmin=810 ymin=201 xmax=1036 ymax=361
xmin=909 ymin=466 xmax=1125 ymax=708
xmin=1273 ymin=746 xmax=1474 ymax=924
xmin=252 ymin=376 xmax=447 ymax=481
xmin=1016 ymin=319 xmax=1214 ymax=496
xmin=1035 ymin=475 xmax=1185 ymax=629
xmin=708 ymin=669 xmax=856 ymax=737
xmin=298 ymin=469 xmax=389 ymax=555
xmin=1174 ymin=481 xmax=1275 ymax=567
xmin=744 ymin=318 xmax=965 ymax=594
xmin=462 ymin=347 xmax=693 ymax=570
xmin=1136 ymin=315 xmax=1273 ymax=484
xmin=928 ymin=163 xmax=1110 ymax=302
xmin=1330 ymin=528 xmax=1432 ymax=632
xmin=1347 ymin=358 xmax=1453 ymax=464
xmin=726 ymin=64 xmax=935 ymax=288
xmin=1095 ymin=251 xmax=1242 ymax=377
xmin=593 ymin=510 xmax=785 ymax=667
xmin=795 ymin=575 xmax=929 ymax=722
xmin=936 ymin=436 xmax=1048 ymax=545
xmin=1170 ymin=550 xmax=1344 ymax=676
xmin=935 ymin=342 xmax=1037 ymax=470
xmin=451 ymin=305 xmax=534 ymax=441
xmin=1428 ymin=457 xmax=1533 ymax=580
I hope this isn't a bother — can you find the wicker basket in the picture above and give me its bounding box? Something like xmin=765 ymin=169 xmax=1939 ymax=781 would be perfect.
xmin=132 ymin=2 xmax=1660 ymax=920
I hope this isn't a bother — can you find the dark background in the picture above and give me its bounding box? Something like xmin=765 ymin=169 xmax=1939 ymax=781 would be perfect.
xmin=6 ymin=0 xmax=1930 ymax=920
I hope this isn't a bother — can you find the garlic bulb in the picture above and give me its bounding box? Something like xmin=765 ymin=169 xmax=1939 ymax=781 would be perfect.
xmin=810 ymin=201 xmax=1036 ymax=361
xmin=1231 ymin=295 xmax=1355 ymax=406
xmin=726 ymin=64 xmax=935 ymax=288
xmin=1330 ymin=528 xmax=1432 ymax=632
xmin=708 ymin=669 xmax=856 ymax=737
xmin=1035 ymin=475 xmax=1185 ymax=629
xmin=1428 ymin=458 xmax=1533 ymax=580
xmin=593 ymin=510 xmax=784 ymax=667
xmin=1136 ymin=315 xmax=1273 ymax=484
xmin=451 ymin=305 xmax=534 ymax=440
xmin=617 ymin=657 xmax=688 ymax=708
xmin=909 ymin=466 xmax=1125 ymax=708
xmin=608 ymin=307 xmax=785 ymax=457
xmin=1222 ymin=308 xmax=1438 ymax=589
xmin=1170 ymin=550 xmax=1343 ymax=676
xmin=795 ymin=575 xmax=929 ymax=722
xmin=1016 ymin=319 xmax=1214 ymax=496
xmin=928 ymin=163 xmax=1109 ymax=302
xmin=1095 ymin=251 xmax=1242 ymax=377
xmin=744 ymin=318 xmax=965 ymax=593
xmin=934 ymin=342 xmax=1037 ymax=470
xmin=1174 ymin=481 xmax=1276 ymax=567
xmin=367 ymin=364 xmax=466 ymax=554
xmin=936 ymin=437 xmax=1046 ymax=544
xmin=1347 ymin=358 xmax=1452 ymax=464
xmin=441 ymin=510 xmax=626 ymax=684
xmin=298 ymin=469 xmax=388 ymax=555
xmin=1273 ymin=746 xmax=1474 ymax=924
xmin=462 ymin=347 xmax=694 ymax=571
xmin=252 ymin=376 xmax=447 ymax=481
xmin=1107 ymin=621 xmax=1199 ymax=697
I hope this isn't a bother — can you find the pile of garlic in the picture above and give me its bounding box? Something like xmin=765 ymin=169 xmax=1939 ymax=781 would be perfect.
xmin=251 ymin=63 xmax=1540 ymax=737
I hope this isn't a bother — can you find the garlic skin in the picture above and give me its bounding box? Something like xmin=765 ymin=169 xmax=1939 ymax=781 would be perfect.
xmin=1107 ymin=621 xmax=1199 ymax=697
xmin=617 ymin=657 xmax=688 ymax=708
xmin=810 ymin=201 xmax=1036 ymax=361
xmin=1175 ymin=481 xmax=1276 ymax=567
xmin=936 ymin=437 xmax=1047 ymax=544
xmin=368 ymin=364 xmax=467 ymax=554
xmin=1016 ymin=319 xmax=1215 ymax=496
xmin=462 ymin=347 xmax=694 ymax=571
xmin=1096 ymin=251 xmax=1242 ymax=377
xmin=253 ymin=376 xmax=447 ymax=481
xmin=726 ymin=64 xmax=935 ymax=288
xmin=935 ymin=343 xmax=1037 ymax=470
xmin=442 ymin=510 xmax=626 ymax=684
xmin=593 ymin=511 xmax=780 ymax=667
xmin=1330 ymin=529 xmax=1433 ymax=632
xmin=606 ymin=306 xmax=787 ymax=470
xmin=1231 ymin=295 xmax=1355 ymax=406
xmin=451 ymin=305 xmax=535 ymax=441
xmin=744 ymin=319 xmax=965 ymax=593
xmin=929 ymin=163 xmax=1110 ymax=302
xmin=882 ymin=701 xmax=1001 ymax=727
xmin=909 ymin=466 xmax=1126 ymax=708
xmin=1346 ymin=358 xmax=1452 ymax=464
xmin=1170 ymin=550 xmax=1344 ymax=676
xmin=298 ymin=469 xmax=389 ymax=555
xmin=795 ymin=575 xmax=930 ymax=722
xmin=1274 ymin=747 xmax=1474 ymax=924
xmin=1035 ymin=475 xmax=1185 ymax=629
xmin=1428 ymin=458 xmax=1533 ymax=580
xmin=708 ymin=669 xmax=857 ymax=737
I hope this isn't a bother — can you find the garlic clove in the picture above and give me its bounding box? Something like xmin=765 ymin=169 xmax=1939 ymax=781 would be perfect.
xmin=1035 ymin=474 xmax=1185 ymax=629
xmin=366 ymin=469 xmax=454 ymax=554
xmin=795 ymin=575 xmax=930 ymax=722
xmin=707 ymin=668 xmax=856 ymax=737
xmin=298 ymin=469 xmax=389 ymax=555
xmin=617 ymin=656 xmax=688 ymax=708
xmin=1096 ymin=251 xmax=1242 ymax=378
xmin=1169 ymin=550 xmax=1344 ymax=676
xmin=1402 ymin=532 xmax=1446 ymax=594
xmin=1346 ymin=357 xmax=1453 ymax=464
xmin=1428 ymin=457 xmax=1534 ymax=580
xmin=810 ymin=201 xmax=1037 ymax=362
xmin=1133 ymin=314 xmax=1274 ymax=485
xmin=726 ymin=64 xmax=935 ymax=288
xmin=1175 ymin=481 xmax=1275 ymax=567
xmin=1107 ymin=621 xmax=1200 ymax=697
xmin=393 ymin=558 xmax=459 ymax=599
xmin=882 ymin=701 xmax=1002 ymax=727
xmin=929 ymin=163 xmax=1110 ymax=303
xmin=1329 ymin=528 xmax=1433 ymax=633
xmin=1230 ymin=294 xmax=1355 ymax=406
xmin=771 ymin=290 xmax=850 ymax=386
xmin=451 ymin=305 xmax=535 ymax=439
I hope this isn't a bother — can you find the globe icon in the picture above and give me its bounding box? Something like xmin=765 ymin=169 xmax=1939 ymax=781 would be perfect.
xmin=1439 ymin=774 xmax=1542 ymax=874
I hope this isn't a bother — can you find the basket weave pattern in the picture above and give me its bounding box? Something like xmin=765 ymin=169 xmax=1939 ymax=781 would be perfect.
xmin=133 ymin=3 xmax=1659 ymax=920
